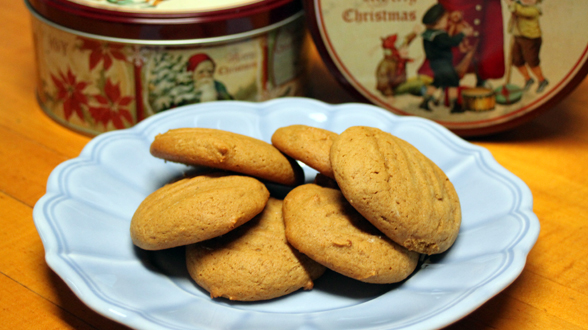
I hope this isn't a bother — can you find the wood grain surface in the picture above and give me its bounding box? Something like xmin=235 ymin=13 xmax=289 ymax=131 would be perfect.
xmin=1 ymin=1 xmax=587 ymax=329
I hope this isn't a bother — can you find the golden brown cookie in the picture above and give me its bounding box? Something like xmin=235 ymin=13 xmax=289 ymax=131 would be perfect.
xmin=271 ymin=125 xmax=338 ymax=178
xmin=330 ymin=126 xmax=461 ymax=255
xmin=283 ymin=184 xmax=419 ymax=284
xmin=186 ymin=198 xmax=326 ymax=301
xmin=130 ymin=173 xmax=269 ymax=250
xmin=150 ymin=128 xmax=304 ymax=186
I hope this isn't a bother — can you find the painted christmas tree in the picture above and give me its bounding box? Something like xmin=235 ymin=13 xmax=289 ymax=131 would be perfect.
xmin=147 ymin=52 xmax=197 ymax=113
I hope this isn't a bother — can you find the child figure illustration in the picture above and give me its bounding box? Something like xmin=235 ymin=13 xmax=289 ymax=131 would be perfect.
xmin=419 ymin=3 xmax=474 ymax=113
xmin=375 ymin=29 xmax=433 ymax=99
xmin=505 ymin=0 xmax=548 ymax=93
xmin=376 ymin=34 xmax=415 ymax=97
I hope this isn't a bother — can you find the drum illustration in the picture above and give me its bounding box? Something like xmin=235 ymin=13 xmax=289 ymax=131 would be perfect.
xmin=461 ymin=87 xmax=496 ymax=112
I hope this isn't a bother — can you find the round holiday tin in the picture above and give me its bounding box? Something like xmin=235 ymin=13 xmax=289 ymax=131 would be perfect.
xmin=304 ymin=0 xmax=588 ymax=136
xmin=26 ymin=0 xmax=306 ymax=135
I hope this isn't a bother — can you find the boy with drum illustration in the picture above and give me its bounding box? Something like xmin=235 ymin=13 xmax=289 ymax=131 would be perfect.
xmin=419 ymin=3 xmax=474 ymax=113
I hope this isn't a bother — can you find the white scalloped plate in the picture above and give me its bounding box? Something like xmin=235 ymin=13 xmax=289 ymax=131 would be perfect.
xmin=33 ymin=97 xmax=539 ymax=330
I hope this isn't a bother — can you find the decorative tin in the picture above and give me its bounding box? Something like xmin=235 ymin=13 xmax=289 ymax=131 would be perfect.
xmin=304 ymin=0 xmax=588 ymax=136
xmin=27 ymin=0 xmax=306 ymax=135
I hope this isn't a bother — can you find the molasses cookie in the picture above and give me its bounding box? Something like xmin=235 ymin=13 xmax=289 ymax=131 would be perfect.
xmin=150 ymin=128 xmax=304 ymax=186
xmin=283 ymin=184 xmax=419 ymax=284
xmin=271 ymin=125 xmax=338 ymax=178
xmin=186 ymin=198 xmax=326 ymax=301
xmin=330 ymin=126 xmax=461 ymax=255
xmin=131 ymin=173 xmax=269 ymax=250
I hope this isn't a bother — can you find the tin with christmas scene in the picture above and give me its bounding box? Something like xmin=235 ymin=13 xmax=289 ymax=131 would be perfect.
xmin=304 ymin=0 xmax=588 ymax=136
xmin=26 ymin=0 xmax=306 ymax=135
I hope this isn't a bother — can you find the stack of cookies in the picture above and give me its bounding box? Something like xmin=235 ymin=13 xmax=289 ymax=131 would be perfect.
xmin=130 ymin=125 xmax=461 ymax=301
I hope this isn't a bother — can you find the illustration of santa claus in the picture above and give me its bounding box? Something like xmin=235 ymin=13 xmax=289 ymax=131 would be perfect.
xmin=186 ymin=53 xmax=233 ymax=102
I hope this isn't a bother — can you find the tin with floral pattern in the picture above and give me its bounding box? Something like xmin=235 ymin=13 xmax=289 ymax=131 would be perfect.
xmin=26 ymin=0 xmax=306 ymax=135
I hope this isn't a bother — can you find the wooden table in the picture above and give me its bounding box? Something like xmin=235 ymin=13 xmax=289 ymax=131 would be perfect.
xmin=2 ymin=1 xmax=587 ymax=329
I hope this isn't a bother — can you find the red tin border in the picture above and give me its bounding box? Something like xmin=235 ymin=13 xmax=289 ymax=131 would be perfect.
xmin=27 ymin=0 xmax=302 ymax=40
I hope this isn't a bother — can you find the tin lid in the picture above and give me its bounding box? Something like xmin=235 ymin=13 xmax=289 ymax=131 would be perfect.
xmin=27 ymin=0 xmax=302 ymax=40
xmin=304 ymin=0 xmax=588 ymax=136
xmin=65 ymin=0 xmax=265 ymax=13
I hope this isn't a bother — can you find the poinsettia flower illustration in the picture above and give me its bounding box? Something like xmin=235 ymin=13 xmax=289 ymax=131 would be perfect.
xmin=50 ymin=69 xmax=90 ymax=121
xmin=79 ymin=38 xmax=127 ymax=71
xmin=89 ymin=78 xmax=134 ymax=129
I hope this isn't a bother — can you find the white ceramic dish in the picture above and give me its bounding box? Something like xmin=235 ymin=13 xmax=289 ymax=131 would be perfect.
xmin=33 ymin=97 xmax=539 ymax=330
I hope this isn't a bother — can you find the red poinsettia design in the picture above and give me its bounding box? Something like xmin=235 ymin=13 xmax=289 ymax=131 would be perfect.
xmin=50 ymin=69 xmax=90 ymax=121
xmin=79 ymin=38 xmax=127 ymax=71
xmin=89 ymin=79 xmax=134 ymax=129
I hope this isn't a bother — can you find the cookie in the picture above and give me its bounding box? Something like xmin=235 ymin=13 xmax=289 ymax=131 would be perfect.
xmin=283 ymin=184 xmax=419 ymax=284
xmin=330 ymin=126 xmax=461 ymax=255
xmin=186 ymin=198 xmax=326 ymax=301
xmin=271 ymin=125 xmax=338 ymax=178
xmin=130 ymin=173 xmax=269 ymax=250
xmin=150 ymin=128 xmax=304 ymax=186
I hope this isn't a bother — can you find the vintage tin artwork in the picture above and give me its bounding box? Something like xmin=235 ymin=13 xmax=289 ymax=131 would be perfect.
xmin=305 ymin=0 xmax=588 ymax=136
xmin=27 ymin=0 xmax=306 ymax=135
